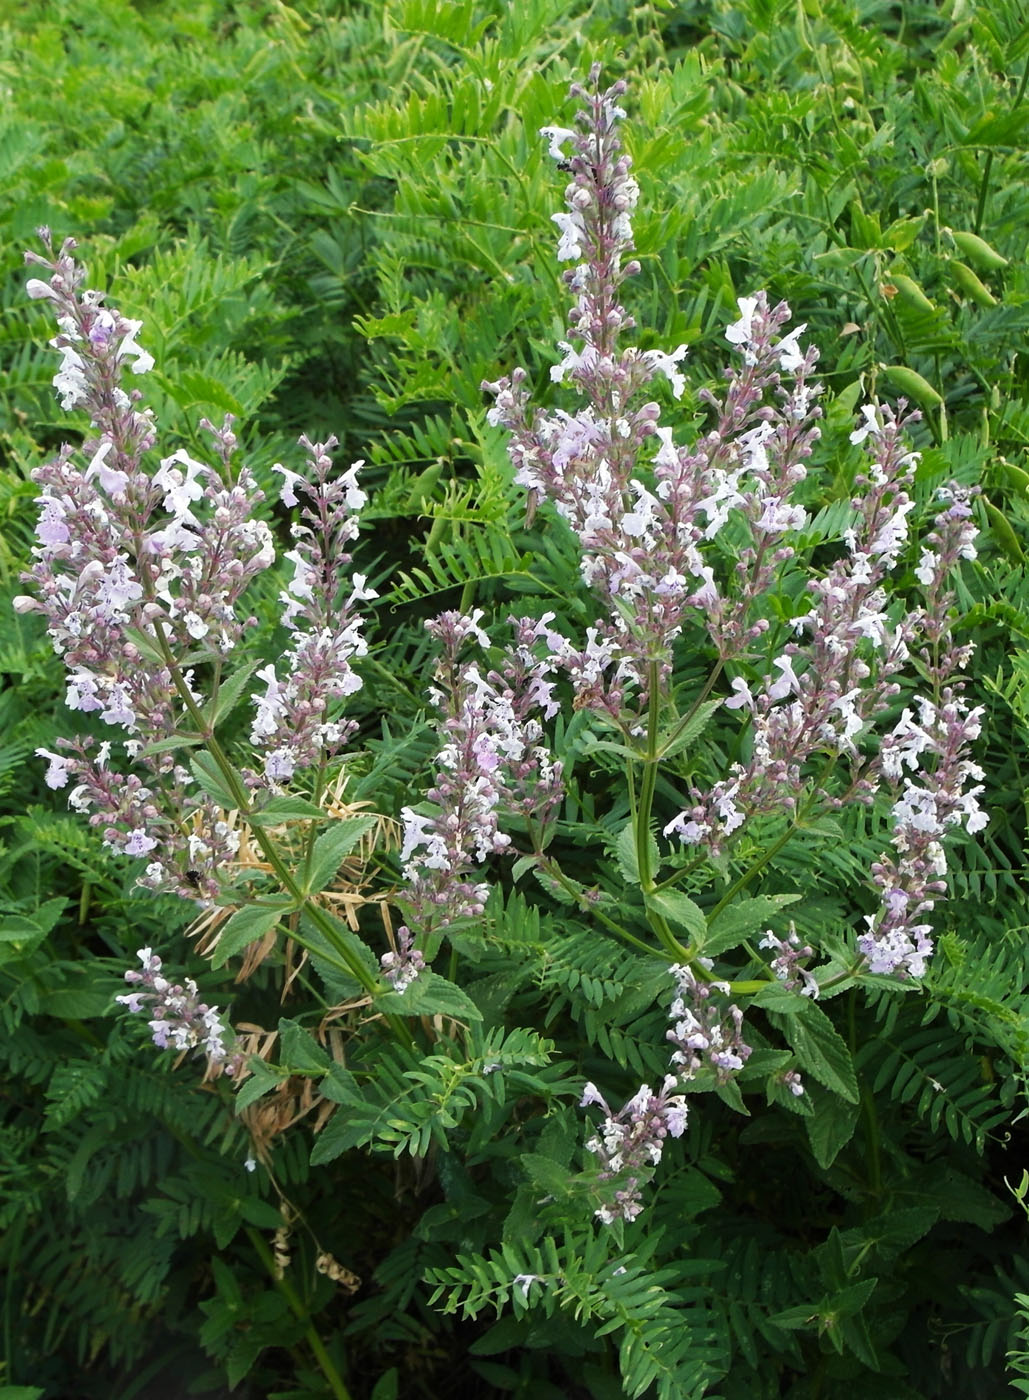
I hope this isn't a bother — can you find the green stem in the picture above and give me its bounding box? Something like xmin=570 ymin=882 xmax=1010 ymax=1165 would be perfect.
xmin=540 ymin=860 xmax=663 ymax=956
xmin=635 ymin=660 xmax=692 ymax=961
xmin=635 ymin=660 xmax=661 ymax=892
xmin=848 ymin=992 xmax=881 ymax=1199
xmin=707 ymin=757 xmax=836 ymax=924
xmin=245 ymin=1227 xmax=353 ymax=1400
xmin=974 ymin=52 xmax=1029 ymax=232
xmin=706 ymin=822 xmax=797 ymax=926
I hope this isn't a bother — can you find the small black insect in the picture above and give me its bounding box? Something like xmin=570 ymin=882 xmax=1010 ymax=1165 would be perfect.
xmin=184 ymin=869 xmax=203 ymax=890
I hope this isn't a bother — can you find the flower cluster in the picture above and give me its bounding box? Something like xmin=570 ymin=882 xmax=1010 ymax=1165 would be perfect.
xmin=399 ymin=610 xmax=564 ymax=933
xmin=485 ymin=75 xmax=823 ymax=720
xmin=250 ymin=438 xmax=375 ymax=784
xmin=18 ymin=233 xmax=373 ymax=902
xmin=759 ymin=926 xmax=819 ymax=997
xmin=116 ymin=946 xmax=240 ymax=1076
xmin=582 ymin=963 xmax=762 ymax=1225
xmin=863 ymin=693 xmax=986 ymax=976
xmin=484 ymin=71 xmax=986 ymax=987
xmin=380 ymin=925 xmax=427 ymax=993
xmin=580 ymin=1077 xmax=689 ymax=1224
xmin=666 ymin=963 xmax=753 ymax=1082
xmin=663 ymin=401 xmax=923 ymax=854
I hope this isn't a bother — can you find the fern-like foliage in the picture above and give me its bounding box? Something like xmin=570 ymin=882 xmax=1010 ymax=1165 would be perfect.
xmin=427 ymin=1229 xmax=725 ymax=1399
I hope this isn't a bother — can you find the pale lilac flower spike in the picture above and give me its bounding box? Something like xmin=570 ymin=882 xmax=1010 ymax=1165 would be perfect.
xmin=117 ymin=947 xmax=242 ymax=1076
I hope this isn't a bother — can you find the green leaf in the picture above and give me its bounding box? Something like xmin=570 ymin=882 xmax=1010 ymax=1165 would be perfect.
xmin=370 ymin=1369 xmax=400 ymax=1400
xmin=121 ymin=625 xmax=167 ymax=665
xmin=207 ymin=661 xmax=260 ymax=727
xmin=300 ymin=908 xmax=380 ymax=987
xmin=615 ymin=822 xmax=640 ymax=884
xmin=0 ymin=1389 xmax=46 ymax=1400
xmin=774 ymin=1001 xmax=859 ymax=1103
xmin=40 ymin=982 xmax=113 ymax=1018
xmin=277 ymin=1017 xmax=333 ymax=1074
xmin=305 ymin=815 xmax=378 ymax=894
xmin=519 ymin=1152 xmax=572 ymax=1196
xmin=249 ymin=794 xmax=326 ymax=825
xmin=137 ymin=733 xmax=203 ymax=758
xmin=751 ymin=981 xmax=812 ymax=1015
xmin=590 ymin=739 xmax=640 ymax=762
xmin=322 ymin=1064 xmax=364 ymax=1105
xmin=703 ymin=893 xmax=802 ymax=957
xmin=646 ymin=889 xmax=706 ymax=944
xmin=658 ymin=698 xmax=722 ymax=759
xmin=211 ymin=901 xmax=290 ymax=969
xmin=234 ymin=1058 xmax=287 ymax=1112
xmin=377 ymin=971 xmax=483 ymax=1022
xmin=238 ymin=1197 xmax=284 ymax=1229
xmin=190 ymin=751 xmax=242 ymax=812
xmin=0 ymin=897 xmax=67 ymax=945
xmin=805 ymin=1085 xmax=860 ymax=1167
xmin=615 ymin=821 xmax=659 ymax=888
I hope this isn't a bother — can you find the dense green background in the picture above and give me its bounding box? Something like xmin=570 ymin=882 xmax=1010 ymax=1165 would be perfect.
xmin=1 ymin=1 xmax=1028 ymax=1397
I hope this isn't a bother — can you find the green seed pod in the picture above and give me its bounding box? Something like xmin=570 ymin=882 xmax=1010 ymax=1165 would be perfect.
xmin=881 ymin=364 xmax=944 ymax=409
xmin=950 ymin=260 xmax=999 ymax=308
xmin=950 ymin=229 xmax=1008 ymax=271
xmin=888 ymin=273 xmax=935 ymax=313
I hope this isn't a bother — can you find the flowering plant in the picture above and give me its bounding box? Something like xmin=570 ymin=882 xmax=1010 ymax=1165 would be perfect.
xmin=18 ymin=65 xmax=992 ymax=1397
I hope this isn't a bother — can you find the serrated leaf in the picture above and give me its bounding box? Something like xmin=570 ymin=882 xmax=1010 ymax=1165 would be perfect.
xmin=122 ymin=625 xmax=167 ymax=665
xmin=615 ymin=822 xmax=640 ymax=884
xmin=305 ymin=815 xmax=378 ymax=894
xmin=704 ymin=893 xmax=802 ymax=957
xmin=658 ymin=698 xmax=722 ymax=759
xmin=250 ymin=794 xmax=326 ymax=825
xmin=137 ymin=733 xmax=203 ymax=757
xmin=519 ymin=1152 xmax=572 ymax=1195
xmin=774 ymin=1001 xmax=859 ymax=1103
xmin=322 ymin=1064 xmax=363 ymax=1105
xmin=377 ymin=971 xmax=482 ymax=1022
xmin=310 ymin=1105 xmax=376 ymax=1164
xmin=211 ymin=901 xmax=289 ymax=968
xmin=646 ymin=889 xmax=706 ymax=943
xmin=277 ymin=1017 xmax=333 ymax=1074
xmin=234 ymin=1057 xmax=287 ymax=1112
xmin=805 ymin=1086 xmax=860 ymax=1167
xmin=0 ymin=897 xmax=67 ymax=943
xmin=207 ymin=661 xmax=260 ymax=727
xmin=190 ymin=751 xmax=242 ymax=812
xmin=590 ymin=739 xmax=640 ymax=762
xmin=751 ymin=981 xmax=812 ymax=1015
xmin=300 ymin=908 xmax=380 ymax=985
xmin=714 ymin=1076 xmax=749 ymax=1115
xmin=615 ymin=821 xmax=659 ymax=888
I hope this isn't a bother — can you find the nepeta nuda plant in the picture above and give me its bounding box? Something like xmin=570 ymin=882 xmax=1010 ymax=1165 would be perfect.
xmin=17 ymin=231 xmax=403 ymax=1064
xmin=18 ymin=70 xmax=987 ymax=1229
xmin=473 ymin=68 xmax=985 ymax=1215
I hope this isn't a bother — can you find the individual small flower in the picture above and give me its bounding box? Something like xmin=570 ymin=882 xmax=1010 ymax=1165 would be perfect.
xmin=36 ymin=747 xmax=72 ymax=789
xmin=512 ymin=1273 xmax=543 ymax=1303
